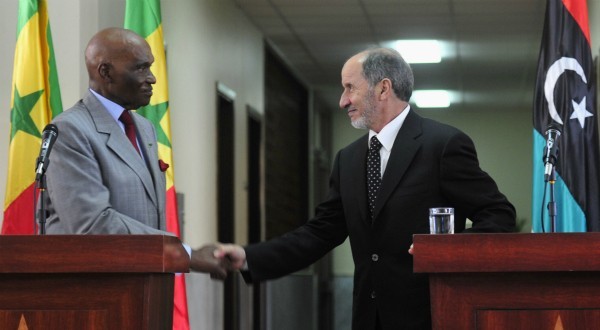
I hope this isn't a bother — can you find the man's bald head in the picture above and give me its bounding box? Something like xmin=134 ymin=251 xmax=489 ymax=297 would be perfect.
xmin=85 ymin=27 xmax=156 ymax=110
xmin=85 ymin=28 xmax=148 ymax=81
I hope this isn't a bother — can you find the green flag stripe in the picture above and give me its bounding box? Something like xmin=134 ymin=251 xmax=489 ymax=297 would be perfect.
xmin=47 ymin=23 xmax=63 ymax=118
xmin=124 ymin=0 xmax=161 ymax=38
xmin=16 ymin=0 xmax=37 ymax=35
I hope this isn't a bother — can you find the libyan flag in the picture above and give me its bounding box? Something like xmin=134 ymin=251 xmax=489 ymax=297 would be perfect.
xmin=2 ymin=0 xmax=62 ymax=234
xmin=532 ymin=0 xmax=600 ymax=232
xmin=124 ymin=1 xmax=190 ymax=329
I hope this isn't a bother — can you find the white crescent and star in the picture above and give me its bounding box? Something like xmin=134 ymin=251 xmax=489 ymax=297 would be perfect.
xmin=544 ymin=56 xmax=593 ymax=129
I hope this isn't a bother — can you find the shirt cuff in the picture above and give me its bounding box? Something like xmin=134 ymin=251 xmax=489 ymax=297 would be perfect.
xmin=182 ymin=243 xmax=192 ymax=259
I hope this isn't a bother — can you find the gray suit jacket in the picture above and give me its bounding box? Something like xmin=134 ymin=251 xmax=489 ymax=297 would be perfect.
xmin=45 ymin=91 xmax=169 ymax=235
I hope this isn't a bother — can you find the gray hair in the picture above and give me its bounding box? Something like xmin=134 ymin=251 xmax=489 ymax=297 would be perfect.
xmin=361 ymin=48 xmax=414 ymax=101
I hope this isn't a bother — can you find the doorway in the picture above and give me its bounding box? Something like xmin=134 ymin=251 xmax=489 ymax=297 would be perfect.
xmin=217 ymin=85 xmax=237 ymax=330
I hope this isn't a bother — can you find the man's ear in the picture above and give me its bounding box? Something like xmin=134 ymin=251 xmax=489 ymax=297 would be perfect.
xmin=98 ymin=63 xmax=112 ymax=82
xmin=378 ymin=78 xmax=392 ymax=100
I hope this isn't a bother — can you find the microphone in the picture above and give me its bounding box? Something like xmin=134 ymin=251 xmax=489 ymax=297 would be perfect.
xmin=35 ymin=124 xmax=59 ymax=182
xmin=542 ymin=124 xmax=561 ymax=182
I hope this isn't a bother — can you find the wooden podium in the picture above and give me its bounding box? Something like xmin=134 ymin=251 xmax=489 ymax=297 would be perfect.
xmin=413 ymin=233 xmax=600 ymax=329
xmin=0 ymin=235 xmax=189 ymax=330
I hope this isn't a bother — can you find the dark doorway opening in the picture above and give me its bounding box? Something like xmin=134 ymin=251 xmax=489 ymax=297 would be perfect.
xmin=217 ymin=90 xmax=237 ymax=330
xmin=247 ymin=108 xmax=264 ymax=330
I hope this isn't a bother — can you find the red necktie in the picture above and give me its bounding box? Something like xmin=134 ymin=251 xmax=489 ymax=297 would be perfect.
xmin=119 ymin=110 xmax=141 ymax=156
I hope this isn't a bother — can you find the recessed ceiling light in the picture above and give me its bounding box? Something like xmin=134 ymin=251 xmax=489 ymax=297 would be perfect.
xmin=390 ymin=40 xmax=442 ymax=64
xmin=411 ymin=90 xmax=451 ymax=108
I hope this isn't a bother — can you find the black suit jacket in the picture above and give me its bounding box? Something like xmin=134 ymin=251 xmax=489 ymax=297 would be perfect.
xmin=244 ymin=110 xmax=516 ymax=330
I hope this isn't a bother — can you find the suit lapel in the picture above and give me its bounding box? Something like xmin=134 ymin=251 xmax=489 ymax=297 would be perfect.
xmin=372 ymin=111 xmax=423 ymax=221
xmin=83 ymin=93 xmax=159 ymax=208
xmin=132 ymin=111 xmax=165 ymax=216
xmin=349 ymin=135 xmax=370 ymax=224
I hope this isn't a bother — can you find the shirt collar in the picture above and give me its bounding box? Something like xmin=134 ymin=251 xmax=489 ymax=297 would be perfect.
xmin=89 ymin=88 xmax=125 ymax=122
xmin=369 ymin=105 xmax=411 ymax=151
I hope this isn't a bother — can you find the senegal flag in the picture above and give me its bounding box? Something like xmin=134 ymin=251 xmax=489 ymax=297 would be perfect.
xmin=2 ymin=0 xmax=62 ymax=234
xmin=124 ymin=1 xmax=190 ymax=329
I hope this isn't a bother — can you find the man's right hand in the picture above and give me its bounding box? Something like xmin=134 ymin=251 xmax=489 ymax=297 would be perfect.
xmin=190 ymin=244 xmax=229 ymax=279
xmin=214 ymin=244 xmax=247 ymax=270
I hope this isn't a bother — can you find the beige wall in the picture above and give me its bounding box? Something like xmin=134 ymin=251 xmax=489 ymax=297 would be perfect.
xmin=591 ymin=1 xmax=600 ymax=57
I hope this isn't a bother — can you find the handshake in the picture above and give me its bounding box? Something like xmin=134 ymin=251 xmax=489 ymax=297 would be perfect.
xmin=189 ymin=243 xmax=246 ymax=279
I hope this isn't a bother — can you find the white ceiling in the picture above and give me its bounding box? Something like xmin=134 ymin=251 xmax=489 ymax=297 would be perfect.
xmin=233 ymin=0 xmax=547 ymax=112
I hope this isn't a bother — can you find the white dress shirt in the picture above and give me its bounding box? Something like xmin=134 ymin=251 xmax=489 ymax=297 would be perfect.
xmin=368 ymin=105 xmax=411 ymax=177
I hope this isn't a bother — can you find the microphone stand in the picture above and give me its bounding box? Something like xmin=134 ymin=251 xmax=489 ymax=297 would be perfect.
xmin=547 ymin=169 xmax=557 ymax=233
xmin=36 ymin=173 xmax=48 ymax=235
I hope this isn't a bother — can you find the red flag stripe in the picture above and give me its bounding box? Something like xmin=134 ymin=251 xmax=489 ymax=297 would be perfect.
xmin=165 ymin=187 xmax=181 ymax=237
xmin=562 ymin=0 xmax=591 ymax=44
xmin=172 ymin=274 xmax=190 ymax=330
xmin=2 ymin=184 xmax=36 ymax=234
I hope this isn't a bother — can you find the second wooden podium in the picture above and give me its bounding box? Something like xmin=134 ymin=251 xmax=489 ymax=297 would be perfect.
xmin=0 ymin=235 xmax=189 ymax=330
xmin=413 ymin=233 xmax=600 ymax=329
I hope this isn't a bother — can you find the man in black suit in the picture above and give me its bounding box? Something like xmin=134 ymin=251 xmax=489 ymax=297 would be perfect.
xmin=217 ymin=47 xmax=516 ymax=329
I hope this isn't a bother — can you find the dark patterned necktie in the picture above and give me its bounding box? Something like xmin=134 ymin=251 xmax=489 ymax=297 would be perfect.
xmin=119 ymin=110 xmax=141 ymax=156
xmin=367 ymin=136 xmax=382 ymax=218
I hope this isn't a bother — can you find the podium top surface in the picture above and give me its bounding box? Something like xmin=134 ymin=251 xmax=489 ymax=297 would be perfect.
xmin=0 ymin=235 xmax=189 ymax=273
xmin=413 ymin=232 xmax=600 ymax=273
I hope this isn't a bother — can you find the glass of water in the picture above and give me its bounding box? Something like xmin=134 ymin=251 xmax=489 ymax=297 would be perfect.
xmin=429 ymin=207 xmax=454 ymax=234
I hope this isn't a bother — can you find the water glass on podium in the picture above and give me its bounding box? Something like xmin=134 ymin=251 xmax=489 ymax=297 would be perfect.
xmin=429 ymin=207 xmax=454 ymax=234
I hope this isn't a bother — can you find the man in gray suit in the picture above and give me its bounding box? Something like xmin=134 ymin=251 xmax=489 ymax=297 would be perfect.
xmin=45 ymin=27 xmax=223 ymax=275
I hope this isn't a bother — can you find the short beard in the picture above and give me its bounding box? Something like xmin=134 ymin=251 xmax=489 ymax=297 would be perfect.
xmin=351 ymin=89 xmax=376 ymax=130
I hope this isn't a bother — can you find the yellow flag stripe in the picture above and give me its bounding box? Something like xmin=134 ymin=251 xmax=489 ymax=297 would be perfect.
xmin=145 ymin=25 xmax=175 ymax=190
xmin=146 ymin=25 xmax=168 ymax=104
